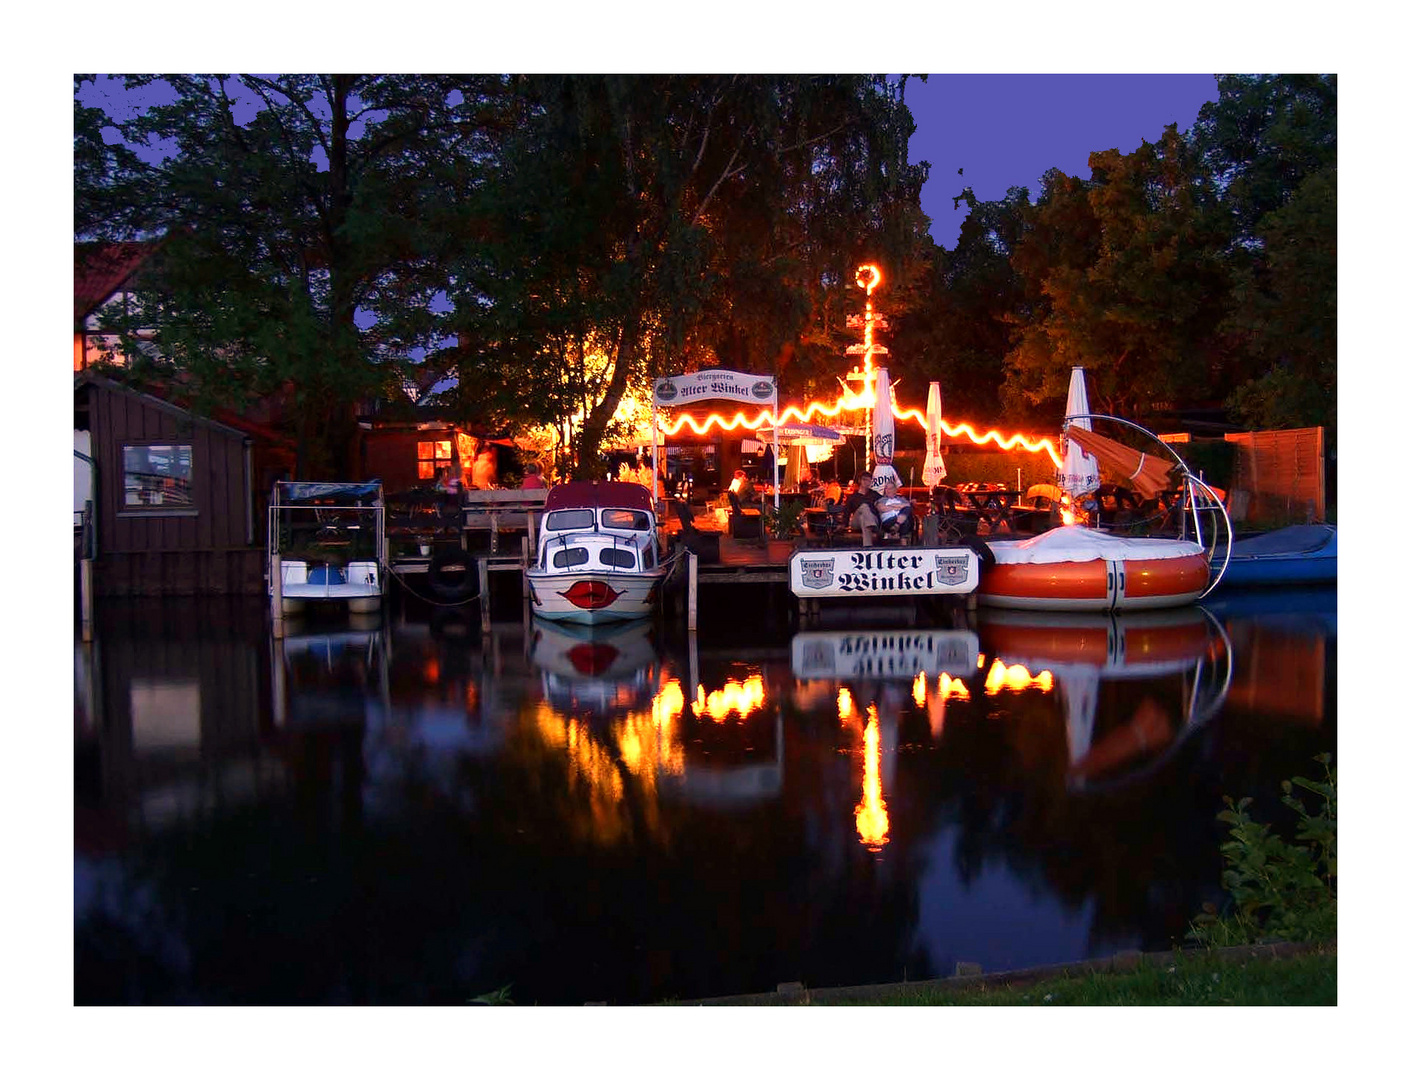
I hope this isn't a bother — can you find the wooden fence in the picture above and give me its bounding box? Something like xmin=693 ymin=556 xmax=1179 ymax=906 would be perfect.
xmin=1224 ymin=427 xmax=1325 ymax=524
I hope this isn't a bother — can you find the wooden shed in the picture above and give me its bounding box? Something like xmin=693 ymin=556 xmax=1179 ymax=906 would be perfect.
xmin=75 ymin=370 xmax=266 ymax=596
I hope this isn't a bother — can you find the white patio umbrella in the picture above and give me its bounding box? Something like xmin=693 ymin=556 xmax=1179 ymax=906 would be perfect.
xmin=1058 ymin=366 xmax=1100 ymax=499
xmin=921 ymin=380 xmax=947 ymax=487
xmin=870 ymin=367 xmax=901 ymax=487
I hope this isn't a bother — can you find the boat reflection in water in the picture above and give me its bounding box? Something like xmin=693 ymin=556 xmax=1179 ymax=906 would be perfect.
xmin=977 ymin=607 xmax=1233 ymax=790
xmin=530 ymin=618 xmax=784 ymax=816
xmin=792 ymin=628 xmax=981 ymax=849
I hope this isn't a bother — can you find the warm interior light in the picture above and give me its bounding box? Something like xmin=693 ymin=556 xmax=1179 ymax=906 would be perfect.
xmin=837 ymin=687 xmax=855 ymax=720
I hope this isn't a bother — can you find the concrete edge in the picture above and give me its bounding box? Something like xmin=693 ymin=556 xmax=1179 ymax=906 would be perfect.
xmin=667 ymin=940 xmax=1333 ymax=1006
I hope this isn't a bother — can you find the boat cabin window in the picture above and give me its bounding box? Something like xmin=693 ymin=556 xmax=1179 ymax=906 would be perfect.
xmin=546 ymin=509 xmax=595 ymax=531
xmin=121 ymin=444 xmax=194 ymax=510
xmin=599 ymin=548 xmax=637 ymax=570
xmin=551 ymin=547 xmax=591 ymax=569
xmin=601 ymin=509 xmax=651 ymax=530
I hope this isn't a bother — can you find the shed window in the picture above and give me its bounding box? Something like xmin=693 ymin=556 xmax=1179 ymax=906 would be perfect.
xmin=417 ymin=439 xmax=453 ymax=481
xmin=122 ymin=444 xmax=194 ymax=509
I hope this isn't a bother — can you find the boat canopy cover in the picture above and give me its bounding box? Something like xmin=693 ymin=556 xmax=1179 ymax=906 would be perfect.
xmin=278 ymin=480 xmax=383 ymax=503
xmin=988 ymin=525 xmax=1204 ymax=566
xmin=545 ymin=481 xmax=654 ymax=513
xmin=1229 ymin=524 xmax=1336 ymax=557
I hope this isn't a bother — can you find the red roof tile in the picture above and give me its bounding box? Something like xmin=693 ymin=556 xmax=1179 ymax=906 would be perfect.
xmin=74 ymin=241 xmax=158 ymax=322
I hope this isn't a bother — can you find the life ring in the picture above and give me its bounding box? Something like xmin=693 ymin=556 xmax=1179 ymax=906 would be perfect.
xmin=426 ymin=547 xmax=478 ymax=602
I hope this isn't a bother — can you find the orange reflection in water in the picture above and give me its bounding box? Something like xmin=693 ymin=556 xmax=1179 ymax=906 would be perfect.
xmin=694 ymin=675 xmax=766 ymax=721
xmin=854 ymin=706 xmax=889 ymax=850
xmin=837 ymin=687 xmax=855 ymax=721
xmin=983 ymin=660 xmax=1054 ymax=694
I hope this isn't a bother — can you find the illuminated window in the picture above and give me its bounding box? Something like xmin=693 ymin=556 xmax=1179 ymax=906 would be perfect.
xmin=122 ymin=444 xmax=194 ymax=510
xmin=417 ymin=439 xmax=453 ymax=480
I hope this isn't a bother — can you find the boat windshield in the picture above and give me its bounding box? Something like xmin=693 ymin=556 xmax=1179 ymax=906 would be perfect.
xmin=545 ymin=509 xmax=595 ymax=531
xmin=601 ymin=509 xmax=651 ymax=531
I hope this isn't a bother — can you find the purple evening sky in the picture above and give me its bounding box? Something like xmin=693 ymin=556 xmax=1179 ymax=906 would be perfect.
xmin=906 ymin=74 xmax=1219 ymax=248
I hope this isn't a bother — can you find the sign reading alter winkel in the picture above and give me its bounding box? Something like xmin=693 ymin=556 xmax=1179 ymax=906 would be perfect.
xmin=789 ymin=547 xmax=979 ymax=598
xmin=653 ymin=369 xmax=777 ymax=409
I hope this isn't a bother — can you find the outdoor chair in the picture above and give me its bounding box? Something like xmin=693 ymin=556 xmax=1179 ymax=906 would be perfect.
xmin=726 ymin=490 xmax=763 ymax=540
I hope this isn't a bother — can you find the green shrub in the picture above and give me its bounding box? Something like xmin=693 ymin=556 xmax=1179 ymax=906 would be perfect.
xmin=1190 ymin=754 xmax=1336 ymax=947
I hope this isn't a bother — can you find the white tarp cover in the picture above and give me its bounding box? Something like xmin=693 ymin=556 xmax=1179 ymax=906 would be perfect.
xmin=987 ymin=526 xmax=1204 ymax=565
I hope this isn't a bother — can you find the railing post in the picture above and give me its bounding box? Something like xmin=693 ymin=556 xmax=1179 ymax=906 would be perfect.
xmin=270 ymin=553 xmax=284 ymax=639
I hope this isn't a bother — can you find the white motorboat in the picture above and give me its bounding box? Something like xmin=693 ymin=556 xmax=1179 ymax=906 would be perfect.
xmin=526 ymin=481 xmax=668 ymax=624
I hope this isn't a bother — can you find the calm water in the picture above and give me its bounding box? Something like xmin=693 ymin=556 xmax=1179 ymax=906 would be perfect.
xmin=74 ymin=584 xmax=1335 ymax=1004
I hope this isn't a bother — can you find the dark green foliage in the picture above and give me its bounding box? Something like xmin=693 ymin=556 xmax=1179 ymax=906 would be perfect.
xmin=1190 ymin=754 xmax=1336 ymax=947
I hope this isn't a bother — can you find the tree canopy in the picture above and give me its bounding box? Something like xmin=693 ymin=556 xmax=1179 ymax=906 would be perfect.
xmin=75 ymin=74 xmax=930 ymax=478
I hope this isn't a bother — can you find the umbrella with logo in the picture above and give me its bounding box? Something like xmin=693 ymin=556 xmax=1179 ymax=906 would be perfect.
xmin=921 ymin=381 xmax=947 ymax=487
xmin=1058 ymin=366 xmax=1100 ymax=500
xmin=870 ymin=367 xmax=901 ymax=487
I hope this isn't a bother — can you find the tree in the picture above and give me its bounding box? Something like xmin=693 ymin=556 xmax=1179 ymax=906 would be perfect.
xmin=1193 ymin=75 xmax=1337 ymax=434
xmin=440 ymin=75 xmax=931 ymax=476
xmin=1000 ymin=128 xmax=1233 ymax=424
xmin=74 ymin=74 xmax=509 ymax=476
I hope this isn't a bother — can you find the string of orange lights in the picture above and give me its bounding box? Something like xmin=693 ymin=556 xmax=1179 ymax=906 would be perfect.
xmin=653 ymin=263 xmax=1063 ymax=469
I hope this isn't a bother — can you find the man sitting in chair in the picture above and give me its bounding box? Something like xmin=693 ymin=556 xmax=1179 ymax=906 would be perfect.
xmin=841 ymin=470 xmax=883 ymax=546
xmin=874 ymin=475 xmax=916 ymax=542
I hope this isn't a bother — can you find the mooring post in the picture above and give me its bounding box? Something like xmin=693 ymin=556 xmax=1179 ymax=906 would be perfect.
xmin=270 ymin=553 xmax=284 ymax=639
xmin=479 ymin=557 xmax=491 ymax=634
xmin=687 ymin=549 xmax=698 ymax=632
xmin=80 ymin=557 xmax=94 ymax=643
xmin=521 ymin=535 xmax=531 ymax=598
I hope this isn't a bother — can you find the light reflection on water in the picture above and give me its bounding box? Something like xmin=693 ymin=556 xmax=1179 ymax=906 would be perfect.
xmin=75 ymin=589 xmax=1334 ymax=1003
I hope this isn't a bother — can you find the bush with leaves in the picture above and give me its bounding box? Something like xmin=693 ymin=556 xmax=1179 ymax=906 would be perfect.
xmin=1190 ymin=754 xmax=1335 ymax=947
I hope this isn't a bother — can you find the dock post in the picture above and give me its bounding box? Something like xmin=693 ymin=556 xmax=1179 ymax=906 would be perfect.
xmin=521 ymin=536 xmax=531 ymax=598
xmin=270 ymin=553 xmax=284 ymax=639
xmin=479 ymin=557 xmax=491 ymax=634
xmin=80 ymin=557 xmax=94 ymax=643
xmin=687 ymin=549 xmax=698 ymax=633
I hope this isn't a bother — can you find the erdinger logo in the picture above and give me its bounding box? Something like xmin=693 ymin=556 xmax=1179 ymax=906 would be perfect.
xmin=655 ymin=379 xmax=678 ymax=402
xmin=874 ymin=431 xmax=894 ymax=463
xmin=935 ymin=555 xmax=969 ymax=585
xmin=751 ymin=380 xmax=775 ymax=400
xmin=800 ymin=559 xmax=835 ymax=590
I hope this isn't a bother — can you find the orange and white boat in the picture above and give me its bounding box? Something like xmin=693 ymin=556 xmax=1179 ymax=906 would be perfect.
xmin=979 ymin=525 xmax=1211 ymax=612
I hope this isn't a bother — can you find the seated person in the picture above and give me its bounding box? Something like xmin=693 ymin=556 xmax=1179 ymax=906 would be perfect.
xmin=822 ymin=477 xmax=843 ymax=506
xmin=842 ymin=470 xmax=882 ymax=545
xmin=874 ymin=475 xmax=916 ymax=539
xmin=728 ymin=469 xmax=759 ymax=504
xmin=433 ymin=466 xmax=462 ymax=495
xmin=520 ymin=462 xmax=547 ymax=489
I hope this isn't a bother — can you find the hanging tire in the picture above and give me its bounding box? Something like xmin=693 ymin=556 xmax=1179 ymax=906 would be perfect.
xmin=426 ymin=547 xmax=478 ymax=602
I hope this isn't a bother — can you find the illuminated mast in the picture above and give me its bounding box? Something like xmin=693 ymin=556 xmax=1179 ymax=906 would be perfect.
xmin=844 ymin=263 xmax=887 ymax=465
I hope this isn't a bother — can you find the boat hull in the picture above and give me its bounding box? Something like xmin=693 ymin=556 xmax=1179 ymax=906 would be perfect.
xmin=526 ymin=568 xmax=666 ymax=625
xmin=979 ymin=554 xmax=1210 ymax=611
xmin=1215 ymin=525 xmax=1337 ymax=589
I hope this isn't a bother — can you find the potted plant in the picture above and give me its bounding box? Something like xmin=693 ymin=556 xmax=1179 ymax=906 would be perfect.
xmin=763 ymin=499 xmax=806 ymax=560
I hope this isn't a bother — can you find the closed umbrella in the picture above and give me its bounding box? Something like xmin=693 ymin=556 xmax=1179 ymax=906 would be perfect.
xmin=871 ymin=367 xmax=900 ymax=487
xmin=922 ymin=381 xmax=947 ymax=487
xmin=1064 ymin=426 xmax=1180 ymax=502
xmin=1058 ymin=366 xmax=1100 ymax=499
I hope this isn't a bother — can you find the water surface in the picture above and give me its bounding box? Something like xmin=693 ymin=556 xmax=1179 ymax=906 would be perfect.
xmin=75 ymin=587 xmax=1335 ymax=1003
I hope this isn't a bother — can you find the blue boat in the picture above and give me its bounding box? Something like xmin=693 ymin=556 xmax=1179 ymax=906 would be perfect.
xmin=1213 ymin=524 xmax=1336 ymax=590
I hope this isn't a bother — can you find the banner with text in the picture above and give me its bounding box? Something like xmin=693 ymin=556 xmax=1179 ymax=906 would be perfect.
xmin=788 ymin=547 xmax=980 ymax=599
xmin=653 ymin=369 xmax=777 ymax=410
